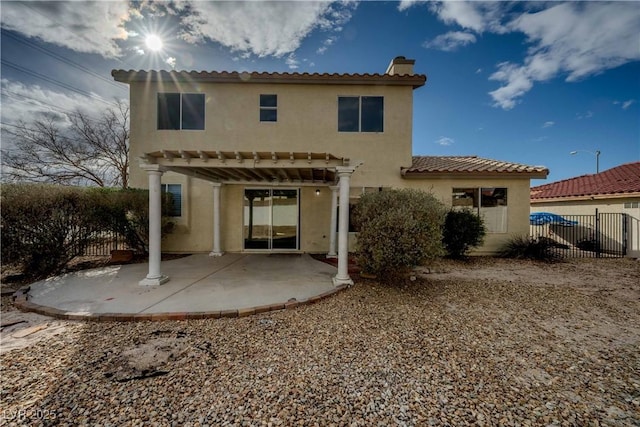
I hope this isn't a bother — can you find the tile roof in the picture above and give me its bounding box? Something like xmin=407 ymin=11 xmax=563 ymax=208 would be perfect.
xmin=530 ymin=161 xmax=640 ymax=201
xmin=111 ymin=70 xmax=427 ymax=88
xmin=401 ymin=156 xmax=549 ymax=178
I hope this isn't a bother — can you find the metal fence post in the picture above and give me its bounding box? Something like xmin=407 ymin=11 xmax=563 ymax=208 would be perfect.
xmin=595 ymin=208 xmax=601 ymax=258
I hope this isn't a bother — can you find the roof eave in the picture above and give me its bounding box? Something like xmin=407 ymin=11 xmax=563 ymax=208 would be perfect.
xmin=111 ymin=70 xmax=427 ymax=89
xmin=401 ymin=170 xmax=549 ymax=179
xmin=531 ymin=191 xmax=640 ymax=203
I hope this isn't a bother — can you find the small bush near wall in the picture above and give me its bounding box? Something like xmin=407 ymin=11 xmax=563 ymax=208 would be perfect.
xmin=1 ymin=184 xmax=173 ymax=280
xmin=442 ymin=208 xmax=486 ymax=259
xmin=498 ymin=235 xmax=561 ymax=262
xmin=353 ymin=188 xmax=446 ymax=282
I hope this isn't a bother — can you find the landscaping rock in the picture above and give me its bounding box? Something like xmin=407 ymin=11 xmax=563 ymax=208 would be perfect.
xmin=0 ymin=258 xmax=638 ymax=425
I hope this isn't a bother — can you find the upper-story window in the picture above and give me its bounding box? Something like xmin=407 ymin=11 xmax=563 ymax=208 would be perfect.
xmin=260 ymin=94 xmax=277 ymax=122
xmin=338 ymin=96 xmax=384 ymax=133
xmin=158 ymin=93 xmax=205 ymax=130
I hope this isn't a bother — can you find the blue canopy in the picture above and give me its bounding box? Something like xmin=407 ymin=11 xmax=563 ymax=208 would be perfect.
xmin=530 ymin=212 xmax=578 ymax=226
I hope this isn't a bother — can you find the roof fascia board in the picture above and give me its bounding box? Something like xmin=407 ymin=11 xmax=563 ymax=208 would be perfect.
xmin=402 ymin=171 xmax=549 ymax=179
xmin=112 ymin=70 xmax=426 ymax=88
xmin=531 ymin=192 xmax=640 ymax=203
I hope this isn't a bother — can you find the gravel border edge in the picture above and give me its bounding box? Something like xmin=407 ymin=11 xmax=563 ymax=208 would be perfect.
xmin=11 ymin=284 xmax=350 ymax=322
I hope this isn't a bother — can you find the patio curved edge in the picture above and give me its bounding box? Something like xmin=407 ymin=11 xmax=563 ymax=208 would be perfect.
xmin=12 ymin=283 xmax=350 ymax=322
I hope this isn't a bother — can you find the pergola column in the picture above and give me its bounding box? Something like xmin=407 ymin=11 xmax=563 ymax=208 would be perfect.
xmin=139 ymin=165 xmax=169 ymax=286
xmin=327 ymin=185 xmax=339 ymax=258
xmin=333 ymin=167 xmax=355 ymax=287
xmin=209 ymin=183 xmax=224 ymax=257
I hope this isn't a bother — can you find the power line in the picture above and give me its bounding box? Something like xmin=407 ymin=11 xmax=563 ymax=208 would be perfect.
xmin=18 ymin=2 xmax=139 ymax=71
xmin=1 ymin=90 xmax=104 ymax=122
xmin=1 ymin=59 xmax=119 ymax=108
xmin=1 ymin=30 xmax=127 ymax=92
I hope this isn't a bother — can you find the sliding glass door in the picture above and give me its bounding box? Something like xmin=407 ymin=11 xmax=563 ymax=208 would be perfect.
xmin=244 ymin=189 xmax=299 ymax=250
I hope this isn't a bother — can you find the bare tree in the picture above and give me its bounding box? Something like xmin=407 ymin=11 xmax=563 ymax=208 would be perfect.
xmin=1 ymin=101 xmax=129 ymax=188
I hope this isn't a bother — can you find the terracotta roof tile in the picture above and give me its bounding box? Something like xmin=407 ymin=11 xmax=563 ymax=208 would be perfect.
xmin=530 ymin=161 xmax=640 ymax=200
xmin=402 ymin=156 xmax=548 ymax=177
xmin=111 ymin=70 xmax=427 ymax=88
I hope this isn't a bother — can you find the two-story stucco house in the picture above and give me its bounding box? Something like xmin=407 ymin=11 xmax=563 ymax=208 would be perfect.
xmin=112 ymin=56 xmax=548 ymax=286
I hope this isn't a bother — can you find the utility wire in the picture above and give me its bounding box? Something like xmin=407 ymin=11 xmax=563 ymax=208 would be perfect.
xmin=1 ymin=90 xmax=105 ymax=122
xmin=1 ymin=59 xmax=119 ymax=108
xmin=1 ymin=30 xmax=127 ymax=92
xmin=19 ymin=2 xmax=139 ymax=71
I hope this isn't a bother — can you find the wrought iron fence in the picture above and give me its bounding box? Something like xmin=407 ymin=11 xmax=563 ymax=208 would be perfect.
xmin=529 ymin=210 xmax=634 ymax=258
xmin=80 ymin=228 xmax=133 ymax=256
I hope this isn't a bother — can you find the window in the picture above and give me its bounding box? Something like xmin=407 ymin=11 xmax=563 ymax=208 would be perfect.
xmin=260 ymin=94 xmax=277 ymax=122
xmin=624 ymin=202 xmax=639 ymax=209
xmin=158 ymin=93 xmax=205 ymax=130
xmin=338 ymin=96 xmax=383 ymax=132
xmin=162 ymin=184 xmax=182 ymax=217
xmin=452 ymin=187 xmax=508 ymax=233
xmin=336 ymin=203 xmax=360 ymax=232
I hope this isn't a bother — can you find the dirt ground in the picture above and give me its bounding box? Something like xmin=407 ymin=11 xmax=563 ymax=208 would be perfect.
xmin=422 ymin=256 xmax=639 ymax=302
xmin=1 ymin=257 xmax=638 ymax=425
xmin=2 ymin=256 xmax=638 ymax=357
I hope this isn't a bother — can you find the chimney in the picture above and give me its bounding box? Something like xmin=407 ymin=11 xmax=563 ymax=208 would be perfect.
xmin=385 ymin=56 xmax=415 ymax=76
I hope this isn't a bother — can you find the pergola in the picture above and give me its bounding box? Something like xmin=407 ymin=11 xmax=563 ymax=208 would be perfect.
xmin=138 ymin=150 xmax=361 ymax=287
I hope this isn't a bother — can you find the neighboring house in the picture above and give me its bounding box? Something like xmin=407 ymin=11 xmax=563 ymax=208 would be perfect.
xmin=112 ymin=56 xmax=548 ymax=286
xmin=530 ymin=162 xmax=640 ymax=216
xmin=530 ymin=162 xmax=640 ymax=257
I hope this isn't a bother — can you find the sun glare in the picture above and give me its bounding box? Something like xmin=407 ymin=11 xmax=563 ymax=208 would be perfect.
xmin=145 ymin=34 xmax=163 ymax=52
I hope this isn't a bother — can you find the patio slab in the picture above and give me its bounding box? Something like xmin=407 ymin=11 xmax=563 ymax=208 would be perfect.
xmin=21 ymin=254 xmax=339 ymax=318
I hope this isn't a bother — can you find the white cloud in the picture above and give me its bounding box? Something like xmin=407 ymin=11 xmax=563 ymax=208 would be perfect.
xmin=622 ymin=99 xmax=636 ymax=110
xmin=489 ymin=2 xmax=640 ymax=109
xmin=0 ymin=79 xmax=126 ymax=141
xmin=476 ymin=68 xmax=482 ymax=74
xmin=436 ymin=136 xmax=454 ymax=146
xmin=576 ymin=110 xmax=594 ymax=120
xmin=0 ymin=1 xmax=131 ymax=58
xmin=429 ymin=1 xmax=507 ymax=33
xmin=542 ymin=121 xmax=554 ymax=128
xmin=177 ymin=1 xmax=356 ymax=58
xmin=423 ymin=31 xmax=476 ymax=52
xmin=285 ymin=54 xmax=299 ymax=70
xmin=398 ymin=0 xmax=421 ymax=12
xmin=165 ymin=57 xmax=177 ymax=69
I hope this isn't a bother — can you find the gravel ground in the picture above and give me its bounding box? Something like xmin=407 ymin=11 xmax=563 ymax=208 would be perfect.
xmin=1 ymin=258 xmax=639 ymax=426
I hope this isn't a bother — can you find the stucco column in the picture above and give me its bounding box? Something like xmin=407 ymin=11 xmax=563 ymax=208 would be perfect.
xmin=209 ymin=183 xmax=224 ymax=256
xmin=327 ymin=185 xmax=339 ymax=258
xmin=333 ymin=167 xmax=355 ymax=287
xmin=140 ymin=165 xmax=169 ymax=286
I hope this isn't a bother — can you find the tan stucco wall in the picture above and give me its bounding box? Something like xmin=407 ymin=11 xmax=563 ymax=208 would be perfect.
xmin=160 ymin=177 xmax=531 ymax=255
xmin=128 ymin=80 xmax=415 ymax=191
xmin=128 ymin=79 xmax=535 ymax=255
xmin=403 ymin=177 xmax=533 ymax=255
xmin=531 ymin=197 xmax=640 ymax=217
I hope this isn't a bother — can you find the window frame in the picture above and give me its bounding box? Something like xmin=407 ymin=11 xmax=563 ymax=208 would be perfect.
xmin=338 ymin=96 xmax=384 ymax=133
xmin=162 ymin=183 xmax=182 ymax=217
xmin=157 ymin=92 xmax=205 ymax=130
xmin=452 ymin=187 xmax=508 ymax=233
xmin=259 ymin=94 xmax=278 ymax=122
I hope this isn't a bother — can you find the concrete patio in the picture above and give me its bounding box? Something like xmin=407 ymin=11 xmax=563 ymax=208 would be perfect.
xmin=15 ymin=254 xmax=343 ymax=320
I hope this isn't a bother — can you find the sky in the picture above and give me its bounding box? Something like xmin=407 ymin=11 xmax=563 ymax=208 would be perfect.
xmin=1 ymin=0 xmax=639 ymax=185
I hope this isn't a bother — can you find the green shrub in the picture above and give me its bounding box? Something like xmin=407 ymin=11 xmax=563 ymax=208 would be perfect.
xmin=353 ymin=189 xmax=446 ymax=282
xmin=442 ymin=208 xmax=486 ymax=258
xmin=498 ymin=235 xmax=561 ymax=262
xmin=1 ymin=184 xmax=174 ymax=280
xmin=1 ymin=184 xmax=96 ymax=279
